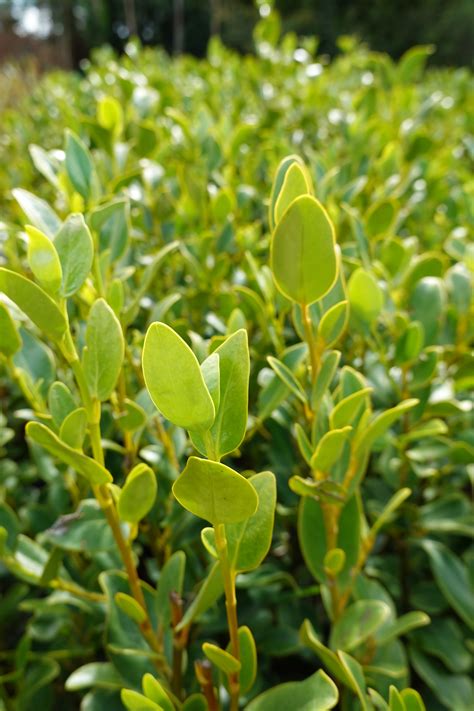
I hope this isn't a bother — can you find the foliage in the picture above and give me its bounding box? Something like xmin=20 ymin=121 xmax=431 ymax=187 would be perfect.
xmin=0 ymin=16 xmax=473 ymax=711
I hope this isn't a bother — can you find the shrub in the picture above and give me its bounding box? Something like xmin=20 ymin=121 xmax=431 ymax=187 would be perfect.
xmin=0 ymin=22 xmax=472 ymax=711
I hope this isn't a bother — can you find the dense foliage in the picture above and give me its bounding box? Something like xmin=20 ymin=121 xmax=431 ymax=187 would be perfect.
xmin=0 ymin=17 xmax=473 ymax=711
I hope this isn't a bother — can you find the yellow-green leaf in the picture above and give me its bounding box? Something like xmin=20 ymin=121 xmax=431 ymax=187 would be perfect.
xmin=26 ymin=225 xmax=62 ymax=293
xmin=143 ymin=322 xmax=215 ymax=432
xmin=172 ymin=456 xmax=258 ymax=525
xmin=203 ymin=642 xmax=241 ymax=674
xmin=118 ymin=463 xmax=157 ymax=524
xmin=0 ymin=268 xmax=67 ymax=342
xmin=83 ymin=299 xmax=124 ymax=401
xmin=26 ymin=422 xmax=111 ymax=485
xmin=271 ymin=195 xmax=338 ymax=305
xmin=0 ymin=302 xmax=21 ymax=357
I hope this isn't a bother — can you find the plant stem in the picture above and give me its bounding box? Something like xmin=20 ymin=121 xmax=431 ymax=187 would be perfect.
xmin=301 ymin=303 xmax=319 ymax=384
xmin=50 ymin=578 xmax=105 ymax=602
xmin=63 ymin=340 xmax=169 ymax=677
xmin=214 ymin=523 xmax=240 ymax=710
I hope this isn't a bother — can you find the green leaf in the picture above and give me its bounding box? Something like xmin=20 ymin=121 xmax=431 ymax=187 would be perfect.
xmin=123 ymin=242 xmax=180 ymax=325
xmin=271 ymin=195 xmax=338 ymax=305
xmin=12 ymin=188 xmax=61 ymax=238
xmin=172 ymin=457 xmax=258 ymax=525
xmin=289 ymin=477 xmax=346 ymax=504
xmin=142 ymin=674 xmax=174 ymax=711
xmin=366 ymin=200 xmax=396 ymax=237
xmin=232 ymin=626 xmax=257 ymax=693
xmin=337 ymin=651 xmax=369 ymax=711
xmin=318 ymin=300 xmax=349 ymax=347
xmin=116 ymin=399 xmax=147 ymax=432
xmin=355 ymin=399 xmax=419 ymax=455
xmin=156 ymin=550 xmax=186 ymax=636
xmin=192 ymin=329 xmax=249 ymax=458
xmin=54 ymin=214 xmax=94 ymax=297
xmin=0 ymin=302 xmax=21 ymax=356
xmin=92 ymin=199 xmax=130 ymax=262
xmin=26 ymin=225 xmax=62 ymax=293
xmin=29 ymin=144 xmax=61 ymax=190
xmin=330 ymin=388 xmax=372 ymax=430
xmin=348 ymin=268 xmax=384 ymax=325
xmin=121 ymin=689 xmax=163 ymax=711
xmin=311 ymin=350 xmax=341 ymax=408
xmin=100 ymin=570 xmax=158 ymax=685
xmin=182 ymin=695 xmax=207 ymax=711
xmin=411 ymin=618 xmax=471 ymax=673
xmin=83 ymin=299 xmax=124 ymax=401
xmin=330 ymin=600 xmax=391 ymax=651
xmin=43 ymin=499 xmax=114 ymax=552
xmin=300 ymin=620 xmax=355 ymax=691
xmin=377 ymin=611 xmax=430 ymax=646
xmin=26 ymin=422 xmax=111 ymax=485
xmin=97 ymin=95 xmax=123 ymax=136
xmin=269 ymin=155 xmax=309 ymax=230
xmin=298 ymin=495 xmax=360 ymax=585
xmin=203 ymin=642 xmax=241 ymax=674
xmin=267 ymin=355 xmax=307 ymax=404
xmin=65 ymin=130 xmax=96 ymax=201
xmin=246 ymin=669 xmax=338 ymax=711
xmin=115 ymin=593 xmax=147 ymax=625
xmin=200 ymin=352 xmax=220 ymax=414
xmin=311 ymin=427 xmax=352 ymax=473
xmin=410 ymin=648 xmax=472 ymax=711
xmin=118 ymin=463 xmax=157 ymax=524
xmin=143 ymin=322 xmax=215 ymax=432
xmin=295 ymin=423 xmax=313 ymax=466
xmin=59 ymin=407 xmax=87 ymax=449
xmin=48 ymin=381 xmax=76 ymax=428
xmin=421 ymin=540 xmax=474 ymax=629
xmin=400 ymin=689 xmax=426 ymax=711
xmin=65 ymin=662 xmax=123 ymax=691
xmin=0 ymin=268 xmax=68 ymax=342
xmin=258 ymin=342 xmax=307 ymax=420
xmin=176 ymin=560 xmax=223 ymax=632
xmin=370 ymin=488 xmax=411 ymax=536
xmin=226 ymin=471 xmax=276 ymax=571
xmin=398 ymin=45 xmax=435 ymax=82
xmin=274 ymin=161 xmax=312 ymax=224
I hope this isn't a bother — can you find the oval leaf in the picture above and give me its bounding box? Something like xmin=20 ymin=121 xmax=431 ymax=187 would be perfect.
xmin=26 ymin=225 xmax=62 ymax=293
xmin=118 ymin=463 xmax=157 ymax=524
xmin=0 ymin=268 xmax=67 ymax=342
xmin=172 ymin=456 xmax=258 ymax=525
xmin=55 ymin=214 xmax=94 ymax=297
xmin=271 ymin=195 xmax=338 ymax=305
xmin=246 ymin=669 xmax=338 ymax=711
xmin=83 ymin=299 xmax=124 ymax=401
xmin=143 ymin=322 xmax=215 ymax=432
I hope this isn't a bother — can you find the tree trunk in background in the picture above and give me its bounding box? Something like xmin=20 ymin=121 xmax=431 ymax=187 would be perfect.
xmin=123 ymin=0 xmax=138 ymax=37
xmin=210 ymin=0 xmax=222 ymax=37
xmin=173 ymin=0 xmax=185 ymax=55
xmin=62 ymin=0 xmax=81 ymax=67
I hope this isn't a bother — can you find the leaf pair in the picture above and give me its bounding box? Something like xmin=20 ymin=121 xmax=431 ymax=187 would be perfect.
xmin=142 ymin=322 xmax=249 ymax=459
xmin=25 ymin=213 xmax=93 ymax=298
xmin=269 ymin=156 xmax=338 ymax=307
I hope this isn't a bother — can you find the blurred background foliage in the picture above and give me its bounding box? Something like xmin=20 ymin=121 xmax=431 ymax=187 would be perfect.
xmin=0 ymin=0 xmax=473 ymax=68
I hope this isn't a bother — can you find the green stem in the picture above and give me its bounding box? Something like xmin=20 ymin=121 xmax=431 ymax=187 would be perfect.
xmin=214 ymin=523 xmax=240 ymax=710
xmin=301 ymin=303 xmax=319 ymax=384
